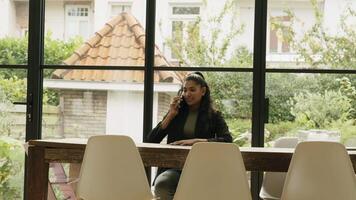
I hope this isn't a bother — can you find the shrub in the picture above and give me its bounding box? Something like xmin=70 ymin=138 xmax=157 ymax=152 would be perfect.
xmin=0 ymin=137 xmax=25 ymax=200
xmin=290 ymin=90 xmax=352 ymax=129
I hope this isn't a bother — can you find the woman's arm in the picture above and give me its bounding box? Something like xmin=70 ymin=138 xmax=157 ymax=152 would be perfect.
xmin=147 ymin=96 xmax=181 ymax=143
xmin=207 ymin=111 xmax=233 ymax=143
xmin=146 ymin=121 xmax=169 ymax=143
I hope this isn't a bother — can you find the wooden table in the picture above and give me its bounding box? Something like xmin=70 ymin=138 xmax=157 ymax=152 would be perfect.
xmin=25 ymin=138 xmax=356 ymax=200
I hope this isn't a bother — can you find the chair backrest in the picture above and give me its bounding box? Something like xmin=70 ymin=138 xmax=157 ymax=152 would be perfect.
xmin=260 ymin=137 xmax=298 ymax=200
xmin=76 ymin=135 xmax=153 ymax=200
xmin=281 ymin=141 xmax=356 ymax=200
xmin=173 ymin=142 xmax=251 ymax=200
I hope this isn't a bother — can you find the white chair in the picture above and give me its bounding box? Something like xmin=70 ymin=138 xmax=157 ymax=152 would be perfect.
xmin=281 ymin=141 xmax=356 ymax=200
xmin=173 ymin=142 xmax=251 ymax=200
xmin=260 ymin=137 xmax=298 ymax=200
xmin=76 ymin=135 xmax=154 ymax=200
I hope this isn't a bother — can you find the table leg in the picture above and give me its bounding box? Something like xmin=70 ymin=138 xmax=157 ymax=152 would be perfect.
xmin=69 ymin=163 xmax=81 ymax=192
xmin=26 ymin=146 xmax=49 ymax=200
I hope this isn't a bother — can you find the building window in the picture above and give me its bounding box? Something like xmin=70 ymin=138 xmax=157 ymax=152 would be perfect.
xmin=269 ymin=16 xmax=291 ymax=54
xmin=110 ymin=3 xmax=132 ymax=18
xmin=65 ymin=5 xmax=90 ymax=40
xmin=172 ymin=6 xmax=200 ymax=15
xmin=67 ymin=7 xmax=89 ymax=17
xmin=170 ymin=4 xmax=201 ymax=59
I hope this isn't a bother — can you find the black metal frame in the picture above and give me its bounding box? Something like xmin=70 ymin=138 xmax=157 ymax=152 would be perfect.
xmin=0 ymin=0 xmax=347 ymax=199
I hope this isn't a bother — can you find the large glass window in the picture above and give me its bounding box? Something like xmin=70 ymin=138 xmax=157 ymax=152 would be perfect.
xmin=43 ymin=69 xmax=146 ymax=142
xmin=0 ymin=69 xmax=27 ymax=200
xmin=17 ymin=0 xmax=356 ymax=199
xmin=0 ymin=1 xmax=28 ymax=199
xmin=266 ymin=73 xmax=356 ymax=147
xmin=267 ymin=0 xmax=356 ymax=69
xmin=0 ymin=0 xmax=29 ymax=65
xmin=155 ymin=0 xmax=255 ymax=68
xmin=44 ymin=0 xmax=146 ymax=66
xmin=152 ymin=71 xmax=253 ymax=147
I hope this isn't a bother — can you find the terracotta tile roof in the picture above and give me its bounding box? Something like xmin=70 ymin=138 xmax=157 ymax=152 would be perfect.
xmin=52 ymin=12 xmax=183 ymax=83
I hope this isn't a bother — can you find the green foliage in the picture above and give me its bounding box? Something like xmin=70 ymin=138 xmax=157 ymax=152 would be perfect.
xmin=0 ymin=75 xmax=26 ymax=103
xmin=164 ymin=0 xmax=253 ymax=119
xmin=0 ymin=32 xmax=82 ymax=105
xmin=0 ymin=32 xmax=82 ymax=79
xmin=266 ymin=74 xmax=318 ymax=122
xmin=206 ymin=73 xmax=252 ymax=118
xmin=338 ymin=77 xmax=356 ymax=119
xmin=0 ymin=88 xmax=14 ymax=137
xmin=0 ymin=75 xmax=59 ymax=105
xmin=226 ymin=118 xmax=251 ymax=146
xmin=0 ymin=37 xmax=27 ymax=67
xmin=0 ymin=137 xmax=24 ymax=200
xmin=165 ymin=0 xmax=248 ymax=67
xmin=328 ymin=120 xmax=356 ymax=143
xmin=265 ymin=121 xmax=300 ymax=142
xmin=43 ymin=32 xmax=83 ymax=77
xmin=289 ymin=90 xmax=352 ymax=128
xmin=275 ymin=0 xmax=356 ymax=69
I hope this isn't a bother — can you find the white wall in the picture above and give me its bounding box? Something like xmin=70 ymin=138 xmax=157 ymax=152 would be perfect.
xmin=106 ymin=91 xmax=158 ymax=143
xmin=45 ymin=1 xmax=65 ymax=39
xmin=0 ymin=0 xmax=17 ymax=37
xmin=323 ymin=0 xmax=356 ymax=35
xmin=93 ymin=0 xmax=146 ymax=33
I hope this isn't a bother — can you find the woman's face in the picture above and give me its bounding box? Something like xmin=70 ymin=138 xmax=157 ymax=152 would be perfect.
xmin=182 ymin=80 xmax=206 ymax=108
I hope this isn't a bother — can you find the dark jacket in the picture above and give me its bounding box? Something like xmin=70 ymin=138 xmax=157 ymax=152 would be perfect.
xmin=147 ymin=107 xmax=232 ymax=184
xmin=147 ymin=107 xmax=232 ymax=144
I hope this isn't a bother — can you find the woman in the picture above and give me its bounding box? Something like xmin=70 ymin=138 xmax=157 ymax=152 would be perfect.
xmin=147 ymin=72 xmax=232 ymax=200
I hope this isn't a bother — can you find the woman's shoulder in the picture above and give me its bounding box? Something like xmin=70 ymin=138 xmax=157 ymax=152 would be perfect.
xmin=210 ymin=109 xmax=224 ymax=118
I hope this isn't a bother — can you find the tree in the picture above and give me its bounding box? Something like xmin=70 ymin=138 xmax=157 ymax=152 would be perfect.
xmin=289 ymin=90 xmax=352 ymax=129
xmin=0 ymin=32 xmax=82 ymax=79
xmin=164 ymin=0 xmax=253 ymax=119
xmin=166 ymin=0 xmax=249 ymax=67
xmin=271 ymin=0 xmax=356 ymax=69
xmin=271 ymin=0 xmax=356 ymax=124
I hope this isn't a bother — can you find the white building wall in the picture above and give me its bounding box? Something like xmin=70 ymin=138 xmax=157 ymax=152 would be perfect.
xmin=239 ymin=3 xmax=256 ymax=51
xmin=0 ymin=0 xmax=17 ymax=37
xmin=45 ymin=1 xmax=65 ymax=39
xmin=106 ymin=91 xmax=158 ymax=143
xmin=93 ymin=0 xmax=146 ymax=33
xmin=323 ymin=0 xmax=356 ymax=35
xmin=155 ymin=0 xmax=171 ymax=53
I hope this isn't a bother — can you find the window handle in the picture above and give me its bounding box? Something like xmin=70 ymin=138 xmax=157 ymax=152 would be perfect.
xmin=264 ymin=98 xmax=269 ymax=124
xmin=12 ymin=93 xmax=33 ymax=122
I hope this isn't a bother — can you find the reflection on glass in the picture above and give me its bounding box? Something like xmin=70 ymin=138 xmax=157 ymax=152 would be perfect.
xmin=155 ymin=0 xmax=255 ymax=67
xmin=44 ymin=0 xmax=146 ymax=66
xmin=266 ymin=73 xmax=356 ymax=147
xmin=0 ymin=69 xmax=26 ymax=199
xmin=153 ymin=71 xmax=252 ymax=147
xmin=267 ymin=1 xmax=356 ymax=69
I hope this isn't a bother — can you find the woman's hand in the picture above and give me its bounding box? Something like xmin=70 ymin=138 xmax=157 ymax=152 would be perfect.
xmin=170 ymin=138 xmax=208 ymax=146
xmin=160 ymin=96 xmax=183 ymax=130
xmin=167 ymin=96 xmax=182 ymax=118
